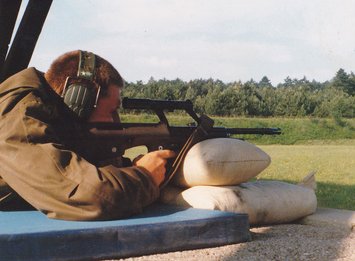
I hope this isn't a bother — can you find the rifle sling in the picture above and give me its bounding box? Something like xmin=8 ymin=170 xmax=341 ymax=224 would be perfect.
xmin=160 ymin=115 xmax=214 ymax=188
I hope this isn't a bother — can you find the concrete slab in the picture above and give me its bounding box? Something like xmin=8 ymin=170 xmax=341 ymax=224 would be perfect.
xmin=0 ymin=204 xmax=250 ymax=261
xmin=299 ymin=208 xmax=355 ymax=231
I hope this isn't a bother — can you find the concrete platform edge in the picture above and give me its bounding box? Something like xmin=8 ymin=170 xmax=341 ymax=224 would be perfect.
xmin=298 ymin=207 xmax=355 ymax=231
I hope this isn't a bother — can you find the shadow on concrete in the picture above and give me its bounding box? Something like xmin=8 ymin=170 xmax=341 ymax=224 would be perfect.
xmin=223 ymin=223 xmax=353 ymax=261
xmin=221 ymin=180 xmax=355 ymax=260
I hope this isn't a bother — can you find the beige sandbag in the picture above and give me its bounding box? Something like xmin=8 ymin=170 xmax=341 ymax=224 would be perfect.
xmin=160 ymin=180 xmax=317 ymax=225
xmin=172 ymin=138 xmax=271 ymax=187
xmin=297 ymin=170 xmax=317 ymax=190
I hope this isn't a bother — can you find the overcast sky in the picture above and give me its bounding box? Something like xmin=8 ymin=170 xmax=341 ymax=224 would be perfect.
xmin=17 ymin=0 xmax=355 ymax=85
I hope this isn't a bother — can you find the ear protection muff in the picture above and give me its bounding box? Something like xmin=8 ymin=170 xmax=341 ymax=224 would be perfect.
xmin=62 ymin=51 xmax=101 ymax=120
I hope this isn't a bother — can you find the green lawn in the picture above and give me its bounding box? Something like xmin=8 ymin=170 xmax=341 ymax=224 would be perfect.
xmin=258 ymin=145 xmax=355 ymax=210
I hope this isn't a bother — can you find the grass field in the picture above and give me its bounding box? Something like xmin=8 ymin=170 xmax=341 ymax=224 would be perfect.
xmin=121 ymin=114 xmax=355 ymax=210
xmin=258 ymin=145 xmax=355 ymax=210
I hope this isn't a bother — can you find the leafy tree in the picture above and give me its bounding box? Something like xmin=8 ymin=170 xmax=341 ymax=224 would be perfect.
xmin=258 ymin=76 xmax=273 ymax=88
xmin=121 ymin=69 xmax=354 ymax=118
xmin=332 ymin=68 xmax=355 ymax=96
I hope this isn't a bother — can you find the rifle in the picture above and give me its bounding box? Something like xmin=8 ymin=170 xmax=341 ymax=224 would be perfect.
xmin=85 ymin=97 xmax=281 ymax=187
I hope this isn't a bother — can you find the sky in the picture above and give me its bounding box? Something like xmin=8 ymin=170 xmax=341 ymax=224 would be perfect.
xmin=15 ymin=0 xmax=355 ymax=85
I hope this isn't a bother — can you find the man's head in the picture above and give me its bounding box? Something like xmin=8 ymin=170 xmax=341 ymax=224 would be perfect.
xmin=44 ymin=50 xmax=124 ymax=122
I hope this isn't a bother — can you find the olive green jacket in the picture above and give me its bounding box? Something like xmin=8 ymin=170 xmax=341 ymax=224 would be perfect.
xmin=0 ymin=68 xmax=159 ymax=220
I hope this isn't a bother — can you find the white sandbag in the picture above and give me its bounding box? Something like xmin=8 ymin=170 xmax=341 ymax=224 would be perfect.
xmin=173 ymin=138 xmax=271 ymax=187
xmin=160 ymin=181 xmax=317 ymax=225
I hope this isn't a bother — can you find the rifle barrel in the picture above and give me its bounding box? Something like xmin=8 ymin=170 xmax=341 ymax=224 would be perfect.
xmin=226 ymin=127 xmax=281 ymax=135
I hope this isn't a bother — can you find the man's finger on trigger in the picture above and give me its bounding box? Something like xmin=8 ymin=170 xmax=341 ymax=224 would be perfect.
xmin=157 ymin=149 xmax=176 ymax=158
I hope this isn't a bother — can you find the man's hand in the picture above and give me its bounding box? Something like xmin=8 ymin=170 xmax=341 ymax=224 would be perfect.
xmin=134 ymin=150 xmax=176 ymax=187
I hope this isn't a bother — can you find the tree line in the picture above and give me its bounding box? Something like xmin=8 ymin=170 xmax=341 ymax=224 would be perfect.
xmin=123 ymin=68 xmax=355 ymax=118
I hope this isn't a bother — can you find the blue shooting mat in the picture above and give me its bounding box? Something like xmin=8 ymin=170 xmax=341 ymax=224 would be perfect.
xmin=0 ymin=204 xmax=250 ymax=260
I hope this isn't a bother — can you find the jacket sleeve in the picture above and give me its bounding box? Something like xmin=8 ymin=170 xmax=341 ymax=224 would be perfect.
xmin=0 ymin=94 xmax=160 ymax=221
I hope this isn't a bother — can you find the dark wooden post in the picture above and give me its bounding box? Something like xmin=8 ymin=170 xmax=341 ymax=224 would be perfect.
xmin=0 ymin=0 xmax=52 ymax=82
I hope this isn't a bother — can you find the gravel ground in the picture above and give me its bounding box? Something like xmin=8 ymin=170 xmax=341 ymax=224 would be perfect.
xmin=114 ymin=224 xmax=354 ymax=261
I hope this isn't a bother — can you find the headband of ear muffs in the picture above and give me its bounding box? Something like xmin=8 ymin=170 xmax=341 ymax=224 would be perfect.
xmin=62 ymin=51 xmax=99 ymax=120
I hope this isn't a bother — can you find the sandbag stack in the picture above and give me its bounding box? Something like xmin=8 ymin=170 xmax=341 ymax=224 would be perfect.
xmin=160 ymin=138 xmax=317 ymax=226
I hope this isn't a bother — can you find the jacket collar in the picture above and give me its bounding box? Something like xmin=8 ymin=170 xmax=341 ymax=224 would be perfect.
xmin=0 ymin=67 xmax=45 ymax=94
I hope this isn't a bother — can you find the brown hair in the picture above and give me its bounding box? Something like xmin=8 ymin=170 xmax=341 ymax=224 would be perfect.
xmin=44 ymin=50 xmax=124 ymax=96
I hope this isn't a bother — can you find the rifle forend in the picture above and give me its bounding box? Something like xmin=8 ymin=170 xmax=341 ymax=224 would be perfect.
xmin=122 ymin=97 xmax=194 ymax=111
xmin=122 ymin=97 xmax=200 ymax=123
